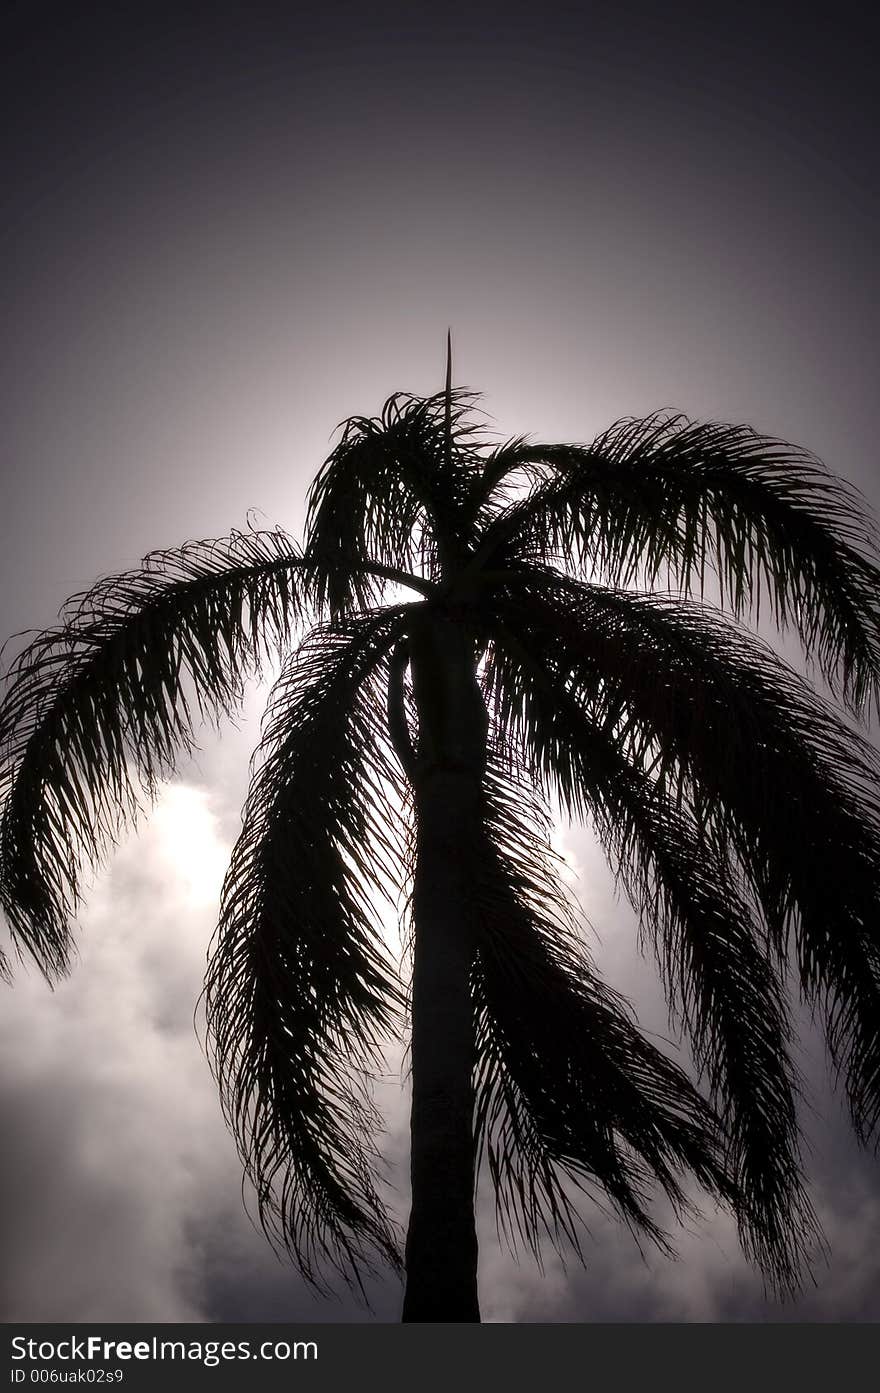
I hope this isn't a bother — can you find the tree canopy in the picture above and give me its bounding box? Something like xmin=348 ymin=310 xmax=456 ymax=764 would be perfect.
xmin=2 ymin=374 xmax=880 ymax=1307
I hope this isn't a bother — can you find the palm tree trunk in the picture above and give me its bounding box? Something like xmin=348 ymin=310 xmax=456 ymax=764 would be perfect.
xmin=401 ymin=614 xmax=485 ymax=1322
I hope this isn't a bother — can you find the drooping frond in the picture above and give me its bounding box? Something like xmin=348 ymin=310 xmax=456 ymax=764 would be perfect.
xmin=304 ymin=388 xmax=485 ymax=614
xmin=204 ymin=608 xmax=410 ymax=1287
xmin=484 ymin=570 xmax=880 ymax=1148
xmin=471 ymin=760 xmax=740 ymax=1264
xmin=474 ymin=416 xmax=880 ymax=711
xmin=483 ymin=627 xmax=819 ymax=1290
xmin=0 ymin=529 xmax=305 ymax=979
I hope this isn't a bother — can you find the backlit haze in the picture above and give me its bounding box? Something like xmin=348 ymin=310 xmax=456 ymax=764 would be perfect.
xmin=2 ymin=3 xmax=878 ymax=1321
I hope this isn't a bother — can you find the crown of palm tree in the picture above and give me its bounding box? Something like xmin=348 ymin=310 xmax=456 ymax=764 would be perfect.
xmin=2 ymin=348 xmax=880 ymax=1312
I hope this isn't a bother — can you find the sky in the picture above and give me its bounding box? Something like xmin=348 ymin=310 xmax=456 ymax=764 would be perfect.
xmin=2 ymin=1 xmax=879 ymax=1323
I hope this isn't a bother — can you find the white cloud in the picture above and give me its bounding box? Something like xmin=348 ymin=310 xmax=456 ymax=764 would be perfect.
xmin=2 ymin=776 xmax=880 ymax=1323
xmin=0 ymin=782 xmax=270 ymax=1320
xmin=0 ymin=778 xmax=412 ymax=1322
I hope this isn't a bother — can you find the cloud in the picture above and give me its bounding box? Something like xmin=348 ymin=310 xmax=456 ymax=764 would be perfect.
xmin=0 ymin=782 xmax=233 ymax=1320
xmin=2 ymin=766 xmax=880 ymax=1324
xmin=0 ymin=772 xmax=415 ymax=1323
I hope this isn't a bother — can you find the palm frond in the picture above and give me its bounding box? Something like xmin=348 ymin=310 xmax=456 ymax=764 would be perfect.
xmin=475 ymin=416 xmax=880 ymax=711
xmin=483 ymin=629 xmax=819 ymax=1289
xmin=471 ymin=760 xmax=740 ymax=1266
xmin=484 ymin=570 xmax=880 ymax=1150
xmin=465 ymin=434 xmax=542 ymax=528
xmin=0 ymin=529 xmax=305 ymax=979
xmin=304 ymin=388 xmax=485 ymax=613
xmin=204 ymin=608 xmax=410 ymax=1288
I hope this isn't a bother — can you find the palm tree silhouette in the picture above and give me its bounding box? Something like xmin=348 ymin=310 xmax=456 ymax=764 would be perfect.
xmin=2 ymin=339 xmax=880 ymax=1322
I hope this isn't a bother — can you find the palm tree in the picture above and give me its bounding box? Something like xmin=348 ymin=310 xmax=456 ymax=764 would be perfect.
xmin=2 ymin=342 xmax=880 ymax=1323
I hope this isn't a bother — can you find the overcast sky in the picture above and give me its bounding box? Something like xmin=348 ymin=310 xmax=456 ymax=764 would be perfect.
xmin=2 ymin=2 xmax=879 ymax=1323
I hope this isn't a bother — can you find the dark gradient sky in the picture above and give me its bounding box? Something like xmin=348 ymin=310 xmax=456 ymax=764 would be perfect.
xmin=2 ymin=3 xmax=879 ymax=1322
